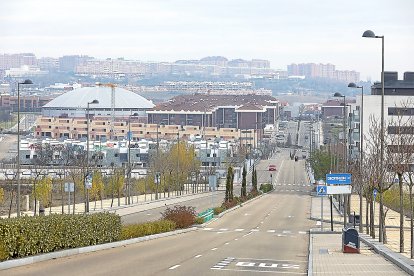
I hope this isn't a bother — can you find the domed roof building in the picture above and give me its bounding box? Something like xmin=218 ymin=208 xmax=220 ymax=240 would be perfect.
xmin=42 ymin=86 xmax=154 ymax=118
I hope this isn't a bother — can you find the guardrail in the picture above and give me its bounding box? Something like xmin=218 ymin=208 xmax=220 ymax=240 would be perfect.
xmin=197 ymin=208 xmax=214 ymax=223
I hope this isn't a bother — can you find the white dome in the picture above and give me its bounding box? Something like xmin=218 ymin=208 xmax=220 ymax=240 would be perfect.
xmin=44 ymin=86 xmax=154 ymax=109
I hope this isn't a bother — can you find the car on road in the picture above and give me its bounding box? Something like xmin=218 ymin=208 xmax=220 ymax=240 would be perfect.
xmin=268 ymin=164 xmax=277 ymax=171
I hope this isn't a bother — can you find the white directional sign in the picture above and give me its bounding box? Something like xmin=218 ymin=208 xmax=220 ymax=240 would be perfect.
xmin=64 ymin=182 xmax=74 ymax=192
xmin=326 ymin=185 xmax=351 ymax=195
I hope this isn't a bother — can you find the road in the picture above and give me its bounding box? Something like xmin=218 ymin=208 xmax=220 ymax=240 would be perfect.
xmin=4 ymin=155 xmax=313 ymax=276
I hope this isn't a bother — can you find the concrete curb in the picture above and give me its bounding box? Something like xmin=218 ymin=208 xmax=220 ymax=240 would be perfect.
xmin=0 ymin=227 xmax=197 ymax=271
xmin=307 ymin=233 xmax=313 ymax=276
xmin=359 ymin=233 xmax=414 ymax=276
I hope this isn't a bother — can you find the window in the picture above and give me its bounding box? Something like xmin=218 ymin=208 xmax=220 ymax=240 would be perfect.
xmin=388 ymin=107 xmax=414 ymax=116
xmin=388 ymin=126 xmax=414 ymax=134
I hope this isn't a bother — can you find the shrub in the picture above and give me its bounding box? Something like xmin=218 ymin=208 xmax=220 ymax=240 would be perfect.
xmin=222 ymin=199 xmax=238 ymax=210
xmin=121 ymin=220 xmax=176 ymax=240
xmin=161 ymin=205 xmax=197 ymax=229
xmin=194 ymin=217 xmax=205 ymax=224
xmin=0 ymin=213 xmax=121 ymax=261
xmin=259 ymin=183 xmax=273 ymax=193
xmin=213 ymin=206 xmax=225 ymax=215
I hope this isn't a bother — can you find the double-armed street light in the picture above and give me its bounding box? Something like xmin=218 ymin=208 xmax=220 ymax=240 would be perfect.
xmin=17 ymin=79 xmax=33 ymax=217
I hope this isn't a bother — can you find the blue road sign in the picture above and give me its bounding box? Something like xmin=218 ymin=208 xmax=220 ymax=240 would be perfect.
xmin=373 ymin=189 xmax=378 ymax=199
xmin=326 ymin=173 xmax=352 ymax=185
xmin=317 ymin=185 xmax=327 ymax=196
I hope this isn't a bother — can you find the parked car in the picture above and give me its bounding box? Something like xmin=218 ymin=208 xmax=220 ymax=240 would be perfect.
xmin=268 ymin=164 xmax=277 ymax=171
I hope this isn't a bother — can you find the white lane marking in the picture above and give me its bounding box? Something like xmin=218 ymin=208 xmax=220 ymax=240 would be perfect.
xmin=316 ymin=221 xmax=321 ymax=226
xmin=225 ymin=242 xmax=230 ymax=245
xmin=194 ymin=254 xmax=202 ymax=258
xmin=267 ymin=230 xmax=276 ymax=233
xmin=251 ymin=229 xmax=259 ymax=232
xmin=277 ymin=234 xmax=287 ymax=237
xmin=261 ymin=221 xmax=264 ymax=224
xmin=234 ymin=228 xmax=244 ymax=231
xmin=211 ymin=247 xmax=218 ymax=251
xmin=288 ymin=215 xmax=294 ymax=218
xmin=169 ymin=265 xmax=180 ymax=270
xmin=146 ymin=213 xmax=151 ymax=216
xmin=216 ymin=232 xmax=223 ymax=234
xmin=235 ymin=238 xmax=239 ymax=241
xmin=243 ymin=232 xmax=253 ymax=237
xmin=219 ymin=228 xmax=228 ymax=231
xmin=203 ymin=227 xmax=213 ymax=231
xmin=283 ymin=230 xmax=291 ymax=234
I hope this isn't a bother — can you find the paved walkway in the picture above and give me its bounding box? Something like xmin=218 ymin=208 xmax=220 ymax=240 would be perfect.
xmin=1 ymin=185 xmax=215 ymax=218
xmin=311 ymin=233 xmax=407 ymax=275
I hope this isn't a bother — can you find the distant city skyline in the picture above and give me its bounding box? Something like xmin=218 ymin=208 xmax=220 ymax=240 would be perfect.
xmin=1 ymin=0 xmax=413 ymax=81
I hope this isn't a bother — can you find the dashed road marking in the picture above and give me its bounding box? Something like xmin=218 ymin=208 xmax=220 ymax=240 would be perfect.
xmin=234 ymin=228 xmax=244 ymax=231
xmin=219 ymin=228 xmax=228 ymax=231
xmin=194 ymin=255 xmax=202 ymax=258
xmin=211 ymin=247 xmax=218 ymax=251
xmin=203 ymin=227 xmax=213 ymax=231
xmin=169 ymin=265 xmax=180 ymax=270
xmin=267 ymin=230 xmax=276 ymax=233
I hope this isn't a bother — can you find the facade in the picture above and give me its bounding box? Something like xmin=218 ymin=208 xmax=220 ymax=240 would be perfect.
xmin=371 ymin=71 xmax=414 ymax=96
xmin=287 ymin=63 xmax=360 ymax=83
xmin=34 ymin=117 xmax=258 ymax=145
xmin=0 ymin=94 xmax=53 ymax=112
xmin=147 ymin=94 xmax=279 ymax=130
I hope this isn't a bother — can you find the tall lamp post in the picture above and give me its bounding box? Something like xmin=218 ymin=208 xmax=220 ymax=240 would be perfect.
xmin=86 ymin=99 xmax=99 ymax=213
xmin=348 ymin=82 xmax=364 ymax=232
xmin=363 ymin=29 xmax=385 ymax=242
xmin=126 ymin=113 xmax=138 ymax=205
xmin=334 ymin=92 xmax=347 ymax=227
xmin=16 ymin=79 xmax=32 ymax=217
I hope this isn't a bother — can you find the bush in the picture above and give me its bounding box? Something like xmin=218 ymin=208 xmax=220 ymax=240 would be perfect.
xmin=0 ymin=213 xmax=121 ymax=261
xmin=121 ymin=220 xmax=176 ymax=240
xmin=194 ymin=217 xmax=205 ymax=224
xmin=161 ymin=205 xmax=197 ymax=229
xmin=259 ymin=183 xmax=273 ymax=193
xmin=213 ymin=206 xmax=225 ymax=215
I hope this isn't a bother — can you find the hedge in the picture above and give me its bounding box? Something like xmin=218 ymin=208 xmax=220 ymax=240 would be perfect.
xmin=0 ymin=213 xmax=121 ymax=261
xmin=121 ymin=220 xmax=176 ymax=240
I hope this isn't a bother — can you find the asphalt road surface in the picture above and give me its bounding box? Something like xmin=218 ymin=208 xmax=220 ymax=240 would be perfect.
xmin=4 ymin=156 xmax=313 ymax=276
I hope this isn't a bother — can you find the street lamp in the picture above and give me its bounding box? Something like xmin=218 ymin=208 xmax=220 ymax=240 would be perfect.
xmin=86 ymin=99 xmax=99 ymax=213
xmin=334 ymin=92 xmax=347 ymax=227
xmin=348 ymin=82 xmax=364 ymax=232
xmin=363 ymin=29 xmax=385 ymax=241
xmin=16 ymin=79 xmax=32 ymax=217
xmin=126 ymin=112 xmax=138 ymax=205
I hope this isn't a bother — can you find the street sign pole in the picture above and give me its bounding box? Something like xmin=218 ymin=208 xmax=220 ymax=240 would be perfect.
xmin=321 ymin=195 xmax=323 ymax=231
xmin=330 ymin=195 xmax=333 ymax=231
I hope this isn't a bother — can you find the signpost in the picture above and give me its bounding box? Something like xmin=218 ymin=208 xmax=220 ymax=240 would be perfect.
xmin=326 ymin=173 xmax=352 ymax=228
xmin=317 ymin=182 xmax=326 ymax=231
xmin=64 ymin=182 xmax=74 ymax=214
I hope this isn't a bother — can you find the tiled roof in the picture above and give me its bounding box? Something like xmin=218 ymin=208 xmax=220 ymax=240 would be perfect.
xmin=153 ymin=94 xmax=277 ymax=112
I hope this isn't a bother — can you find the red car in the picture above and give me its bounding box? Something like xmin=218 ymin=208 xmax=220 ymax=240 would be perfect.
xmin=268 ymin=165 xmax=277 ymax=171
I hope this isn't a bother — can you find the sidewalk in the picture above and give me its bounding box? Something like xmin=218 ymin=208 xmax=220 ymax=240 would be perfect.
xmin=311 ymin=194 xmax=414 ymax=258
xmin=1 ymin=185 xmax=216 ymax=219
xmin=349 ymin=194 xmax=413 ymax=258
xmin=310 ymin=232 xmax=407 ymax=275
xmin=310 ymin=193 xmax=414 ymax=274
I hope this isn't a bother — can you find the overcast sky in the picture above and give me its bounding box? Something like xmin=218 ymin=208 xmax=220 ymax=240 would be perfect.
xmin=1 ymin=0 xmax=413 ymax=81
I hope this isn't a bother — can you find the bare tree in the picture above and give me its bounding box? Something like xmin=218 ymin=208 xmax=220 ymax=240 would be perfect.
xmin=365 ymin=115 xmax=394 ymax=242
xmin=387 ymin=101 xmax=414 ymax=252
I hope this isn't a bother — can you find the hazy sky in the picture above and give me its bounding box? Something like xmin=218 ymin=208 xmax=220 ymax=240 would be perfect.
xmin=1 ymin=0 xmax=413 ymax=81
